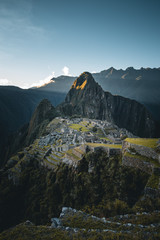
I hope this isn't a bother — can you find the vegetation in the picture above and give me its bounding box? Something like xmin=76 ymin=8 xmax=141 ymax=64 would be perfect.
xmin=125 ymin=138 xmax=159 ymax=148
xmin=100 ymin=137 xmax=113 ymax=142
xmin=0 ymin=221 xmax=160 ymax=240
xmin=86 ymin=143 xmax=122 ymax=149
xmin=125 ymin=152 xmax=160 ymax=167
xmin=147 ymin=173 xmax=160 ymax=189
xmin=0 ymin=150 xmax=151 ymax=233
xmin=66 ymin=149 xmax=81 ymax=161
xmin=69 ymin=124 xmax=89 ymax=132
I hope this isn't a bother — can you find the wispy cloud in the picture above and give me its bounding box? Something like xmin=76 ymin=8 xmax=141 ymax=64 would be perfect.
xmin=62 ymin=66 xmax=71 ymax=76
xmin=23 ymin=72 xmax=56 ymax=89
xmin=0 ymin=78 xmax=12 ymax=85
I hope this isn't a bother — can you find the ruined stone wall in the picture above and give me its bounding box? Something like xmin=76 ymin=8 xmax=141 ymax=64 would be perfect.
xmin=72 ymin=149 xmax=83 ymax=159
xmin=122 ymin=154 xmax=153 ymax=174
xmin=122 ymin=141 xmax=159 ymax=161
xmin=122 ymin=140 xmax=160 ymax=175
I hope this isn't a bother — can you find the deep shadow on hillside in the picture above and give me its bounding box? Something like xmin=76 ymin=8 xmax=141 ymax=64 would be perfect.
xmin=0 ymin=86 xmax=66 ymax=167
xmin=0 ymin=151 xmax=151 ymax=232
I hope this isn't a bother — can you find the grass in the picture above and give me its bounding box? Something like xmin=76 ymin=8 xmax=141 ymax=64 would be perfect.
xmin=66 ymin=149 xmax=81 ymax=161
xmin=80 ymin=121 xmax=88 ymax=126
xmin=110 ymin=211 xmax=160 ymax=225
xmin=47 ymin=118 xmax=60 ymax=127
xmin=61 ymin=211 xmax=160 ymax=233
xmin=147 ymin=173 xmax=160 ymax=189
xmin=74 ymin=147 xmax=84 ymax=155
xmin=100 ymin=137 xmax=113 ymax=142
xmin=1 ymin=223 xmax=160 ymax=240
xmin=86 ymin=143 xmax=122 ymax=149
xmin=125 ymin=152 xmax=160 ymax=167
xmin=96 ymin=128 xmax=105 ymax=137
xmin=48 ymin=154 xmax=60 ymax=162
xmin=125 ymin=138 xmax=159 ymax=149
xmin=69 ymin=124 xmax=89 ymax=132
xmin=44 ymin=158 xmax=56 ymax=166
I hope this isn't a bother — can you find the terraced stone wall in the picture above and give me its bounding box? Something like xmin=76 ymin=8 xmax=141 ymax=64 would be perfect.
xmin=122 ymin=141 xmax=159 ymax=161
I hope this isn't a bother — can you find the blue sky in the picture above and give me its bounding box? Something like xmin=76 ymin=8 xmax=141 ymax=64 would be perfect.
xmin=0 ymin=0 xmax=160 ymax=88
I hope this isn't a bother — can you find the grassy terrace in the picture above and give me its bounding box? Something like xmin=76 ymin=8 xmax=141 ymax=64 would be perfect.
xmin=66 ymin=149 xmax=81 ymax=161
xmin=100 ymin=137 xmax=113 ymax=142
xmin=86 ymin=143 xmax=122 ymax=149
xmin=125 ymin=138 xmax=159 ymax=149
xmin=44 ymin=158 xmax=56 ymax=166
xmin=69 ymin=124 xmax=89 ymax=132
xmin=124 ymin=152 xmax=160 ymax=167
xmin=1 ymin=223 xmax=160 ymax=240
xmin=80 ymin=121 xmax=93 ymax=128
xmin=147 ymin=173 xmax=160 ymax=189
xmin=48 ymin=156 xmax=60 ymax=162
xmin=61 ymin=212 xmax=160 ymax=233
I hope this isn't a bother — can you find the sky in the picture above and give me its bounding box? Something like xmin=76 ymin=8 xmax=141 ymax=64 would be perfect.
xmin=0 ymin=0 xmax=160 ymax=88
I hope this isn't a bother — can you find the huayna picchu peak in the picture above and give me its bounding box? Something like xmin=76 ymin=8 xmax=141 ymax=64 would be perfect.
xmin=58 ymin=72 xmax=158 ymax=137
xmin=71 ymin=72 xmax=95 ymax=90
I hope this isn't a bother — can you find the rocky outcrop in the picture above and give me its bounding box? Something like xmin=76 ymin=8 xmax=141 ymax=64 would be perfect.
xmin=3 ymin=99 xmax=58 ymax=163
xmin=122 ymin=140 xmax=160 ymax=161
xmin=58 ymin=72 xmax=158 ymax=137
xmin=122 ymin=140 xmax=160 ymax=174
xmin=26 ymin=99 xmax=58 ymax=145
xmin=51 ymin=207 xmax=160 ymax=234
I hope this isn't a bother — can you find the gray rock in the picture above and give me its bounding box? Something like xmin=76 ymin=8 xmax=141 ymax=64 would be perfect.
xmin=24 ymin=220 xmax=34 ymax=226
xmin=51 ymin=218 xmax=62 ymax=228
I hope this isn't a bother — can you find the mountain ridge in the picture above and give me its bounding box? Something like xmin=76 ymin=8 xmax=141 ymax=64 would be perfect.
xmin=58 ymin=72 xmax=158 ymax=137
xmin=36 ymin=67 xmax=160 ymax=120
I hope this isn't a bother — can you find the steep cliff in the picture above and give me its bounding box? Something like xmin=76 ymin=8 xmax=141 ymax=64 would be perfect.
xmin=3 ymin=99 xmax=58 ymax=165
xmin=26 ymin=99 xmax=57 ymax=145
xmin=58 ymin=72 xmax=158 ymax=137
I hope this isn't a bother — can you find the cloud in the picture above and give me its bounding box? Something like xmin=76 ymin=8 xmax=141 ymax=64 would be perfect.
xmin=62 ymin=66 xmax=71 ymax=76
xmin=28 ymin=71 xmax=56 ymax=88
xmin=0 ymin=78 xmax=12 ymax=85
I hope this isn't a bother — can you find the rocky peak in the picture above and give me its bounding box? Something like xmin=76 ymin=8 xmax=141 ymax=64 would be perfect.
xmin=26 ymin=99 xmax=57 ymax=144
xmin=71 ymin=72 xmax=96 ymax=90
xmin=65 ymin=72 xmax=104 ymax=105
xmin=57 ymin=72 xmax=158 ymax=137
xmin=29 ymin=99 xmax=54 ymax=128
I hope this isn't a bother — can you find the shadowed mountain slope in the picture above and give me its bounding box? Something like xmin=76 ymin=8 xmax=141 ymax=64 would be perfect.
xmin=36 ymin=67 xmax=160 ymax=120
xmin=0 ymin=87 xmax=65 ymax=167
xmin=57 ymin=72 xmax=158 ymax=137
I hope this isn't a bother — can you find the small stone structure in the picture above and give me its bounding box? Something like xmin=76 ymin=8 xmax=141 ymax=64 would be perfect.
xmin=122 ymin=140 xmax=160 ymax=175
xmin=87 ymin=145 xmax=121 ymax=157
xmin=122 ymin=139 xmax=160 ymax=197
xmin=122 ymin=154 xmax=154 ymax=175
xmin=122 ymin=140 xmax=160 ymax=161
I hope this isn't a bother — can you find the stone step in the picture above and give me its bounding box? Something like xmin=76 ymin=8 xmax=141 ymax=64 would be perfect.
xmin=46 ymin=157 xmax=59 ymax=165
xmin=49 ymin=154 xmax=61 ymax=161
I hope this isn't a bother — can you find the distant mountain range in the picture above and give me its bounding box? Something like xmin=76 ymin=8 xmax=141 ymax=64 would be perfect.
xmin=37 ymin=67 xmax=160 ymax=120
